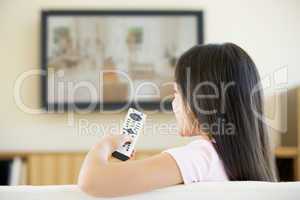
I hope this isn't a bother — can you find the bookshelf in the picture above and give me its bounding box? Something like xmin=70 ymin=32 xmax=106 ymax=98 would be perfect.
xmin=0 ymin=150 xmax=159 ymax=185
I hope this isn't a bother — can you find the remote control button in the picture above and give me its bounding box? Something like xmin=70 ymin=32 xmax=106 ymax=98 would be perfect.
xmin=126 ymin=128 xmax=137 ymax=135
xmin=130 ymin=113 xmax=142 ymax=121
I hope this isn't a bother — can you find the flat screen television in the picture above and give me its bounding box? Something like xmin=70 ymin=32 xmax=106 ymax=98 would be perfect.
xmin=41 ymin=10 xmax=203 ymax=111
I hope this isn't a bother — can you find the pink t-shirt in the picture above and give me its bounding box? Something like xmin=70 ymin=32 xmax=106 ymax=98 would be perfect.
xmin=164 ymin=139 xmax=228 ymax=184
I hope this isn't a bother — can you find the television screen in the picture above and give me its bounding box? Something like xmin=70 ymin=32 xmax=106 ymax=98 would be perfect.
xmin=41 ymin=10 xmax=203 ymax=111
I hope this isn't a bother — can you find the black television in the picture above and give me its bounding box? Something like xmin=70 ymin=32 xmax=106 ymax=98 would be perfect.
xmin=41 ymin=10 xmax=203 ymax=112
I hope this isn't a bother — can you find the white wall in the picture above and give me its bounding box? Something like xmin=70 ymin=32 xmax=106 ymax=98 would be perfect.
xmin=0 ymin=0 xmax=299 ymax=151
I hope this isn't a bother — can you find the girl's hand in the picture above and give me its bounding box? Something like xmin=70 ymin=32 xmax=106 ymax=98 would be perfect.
xmin=96 ymin=134 xmax=133 ymax=154
xmin=130 ymin=150 xmax=136 ymax=159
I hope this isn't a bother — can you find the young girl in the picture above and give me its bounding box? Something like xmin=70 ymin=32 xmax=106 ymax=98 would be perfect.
xmin=78 ymin=43 xmax=277 ymax=197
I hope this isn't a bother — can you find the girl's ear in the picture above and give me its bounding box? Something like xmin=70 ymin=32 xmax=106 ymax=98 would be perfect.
xmin=173 ymin=83 xmax=180 ymax=95
xmin=181 ymin=101 xmax=202 ymax=136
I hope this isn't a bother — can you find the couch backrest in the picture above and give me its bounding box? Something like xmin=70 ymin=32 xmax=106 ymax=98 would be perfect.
xmin=0 ymin=182 xmax=300 ymax=200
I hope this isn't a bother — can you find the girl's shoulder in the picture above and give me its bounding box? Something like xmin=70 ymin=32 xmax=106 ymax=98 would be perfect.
xmin=163 ymin=138 xmax=228 ymax=183
xmin=188 ymin=138 xmax=214 ymax=148
xmin=165 ymin=138 xmax=217 ymax=160
xmin=185 ymin=138 xmax=220 ymax=162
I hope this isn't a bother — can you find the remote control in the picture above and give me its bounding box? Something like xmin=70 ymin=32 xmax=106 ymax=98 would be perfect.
xmin=112 ymin=108 xmax=146 ymax=161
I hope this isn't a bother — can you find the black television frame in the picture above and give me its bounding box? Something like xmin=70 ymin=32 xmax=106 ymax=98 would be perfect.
xmin=41 ymin=10 xmax=204 ymax=111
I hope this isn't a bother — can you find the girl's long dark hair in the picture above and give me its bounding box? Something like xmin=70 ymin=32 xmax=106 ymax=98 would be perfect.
xmin=175 ymin=43 xmax=277 ymax=181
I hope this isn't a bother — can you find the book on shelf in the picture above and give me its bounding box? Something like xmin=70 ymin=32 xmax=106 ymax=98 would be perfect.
xmin=0 ymin=157 xmax=26 ymax=185
xmin=9 ymin=157 xmax=23 ymax=185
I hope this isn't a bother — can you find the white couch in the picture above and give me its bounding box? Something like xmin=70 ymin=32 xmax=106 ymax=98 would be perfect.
xmin=0 ymin=182 xmax=300 ymax=200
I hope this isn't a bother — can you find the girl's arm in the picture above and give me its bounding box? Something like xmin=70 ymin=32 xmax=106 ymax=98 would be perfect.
xmin=78 ymin=135 xmax=183 ymax=197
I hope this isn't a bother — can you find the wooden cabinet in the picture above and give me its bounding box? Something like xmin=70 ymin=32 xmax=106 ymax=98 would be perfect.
xmin=27 ymin=153 xmax=85 ymax=185
xmin=275 ymin=147 xmax=300 ymax=181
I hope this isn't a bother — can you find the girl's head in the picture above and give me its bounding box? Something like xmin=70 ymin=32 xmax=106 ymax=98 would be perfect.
xmin=173 ymin=43 xmax=277 ymax=181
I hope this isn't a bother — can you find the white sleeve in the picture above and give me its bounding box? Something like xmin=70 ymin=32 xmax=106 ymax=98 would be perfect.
xmin=163 ymin=142 xmax=213 ymax=184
